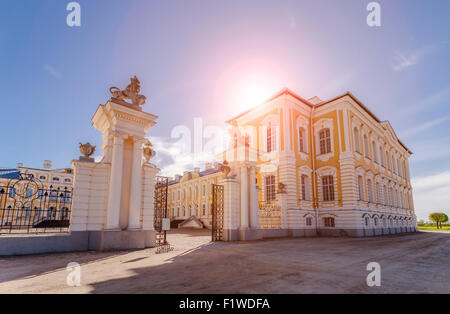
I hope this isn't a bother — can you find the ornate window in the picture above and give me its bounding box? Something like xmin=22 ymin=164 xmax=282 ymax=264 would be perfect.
xmin=372 ymin=141 xmax=378 ymax=163
xmin=367 ymin=179 xmax=373 ymax=203
xmin=386 ymin=151 xmax=390 ymax=170
xmin=383 ymin=185 xmax=388 ymax=205
xmin=364 ymin=134 xmax=370 ymax=158
xmin=324 ymin=217 xmax=335 ymax=227
xmin=202 ymin=204 xmax=206 ymax=216
xmin=376 ymin=183 xmax=382 ymax=204
xmin=380 ymin=147 xmax=384 ymax=167
xmin=300 ymin=175 xmax=308 ymax=201
xmin=358 ymin=176 xmax=364 ymax=201
xmin=266 ymin=124 xmax=276 ymax=153
xmin=299 ymin=127 xmax=306 ymax=153
xmin=389 ymin=188 xmax=394 ymax=207
xmin=319 ymin=128 xmax=331 ymax=155
xmin=322 ymin=175 xmax=335 ymax=201
xmin=365 ymin=217 xmax=370 ymax=227
xmin=354 ymin=127 xmax=361 ymax=153
xmin=265 ymin=175 xmax=276 ymax=202
xmin=306 ymin=217 xmax=312 ymax=226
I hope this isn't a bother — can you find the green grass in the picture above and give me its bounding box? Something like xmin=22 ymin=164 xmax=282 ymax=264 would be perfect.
xmin=418 ymin=226 xmax=450 ymax=231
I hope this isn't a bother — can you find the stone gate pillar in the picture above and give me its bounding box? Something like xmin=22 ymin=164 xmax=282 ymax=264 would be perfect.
xmin=71 ymin=77 xmax=159 ymax=251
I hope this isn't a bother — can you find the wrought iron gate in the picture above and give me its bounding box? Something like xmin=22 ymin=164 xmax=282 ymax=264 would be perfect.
xmin=211 ymin=184 xmax=224 ymax=241
xmin=0 ymin=173 xmax=73 ymax=235
xmin=154 ymin=176 xmax=171 ymax=252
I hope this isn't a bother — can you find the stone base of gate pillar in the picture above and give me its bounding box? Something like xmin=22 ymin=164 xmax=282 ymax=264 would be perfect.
xmin=89 ymin=230 xmax=156 ymax=251
xmin=239 ymin=228 xmax=264 ymax=241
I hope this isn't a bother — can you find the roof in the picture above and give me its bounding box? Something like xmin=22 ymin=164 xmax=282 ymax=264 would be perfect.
xmin=225 ymin=88 xmax=412 ymax=154
xmin=316 ymin=92 xmax=412 ymax=154
xmin=226 ymin=88 xmax=313 ymax=124
xmin=0 ymin=168 xmax=20 ymax=179
xmin=168 ymin=168 xmax=222 ymax=186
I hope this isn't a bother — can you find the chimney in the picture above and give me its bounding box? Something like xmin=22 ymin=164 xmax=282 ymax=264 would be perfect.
xmin=16 ymin=163 xmax=24 ymax=168
xmin=43 ymin=160 xmax=52 ymax=170
xmin=194 ymin=167 xmax=200 ymax=174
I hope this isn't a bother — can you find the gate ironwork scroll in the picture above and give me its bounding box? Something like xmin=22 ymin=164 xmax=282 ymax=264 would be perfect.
xmin=154 ymin=176 xmax=172 ymax=253
xmin=211 ymin=184 xmax=224 ymax=241
xmin=0 ymin=173 xmax=72 ymax=235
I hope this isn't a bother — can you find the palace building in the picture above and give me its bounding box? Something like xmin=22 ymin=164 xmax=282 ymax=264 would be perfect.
xmin=168 ymin=88 xmax=417 ymax=237
xmin=0 ymin=161 xmax=73 ymax=231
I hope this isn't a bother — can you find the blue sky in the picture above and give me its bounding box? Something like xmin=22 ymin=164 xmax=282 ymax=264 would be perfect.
xmin=1 ymin=0 xmax=450 ymax=220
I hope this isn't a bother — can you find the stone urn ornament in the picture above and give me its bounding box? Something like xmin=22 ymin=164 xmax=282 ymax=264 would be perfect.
xmin=143 ymin=140 xmax=156 ymax=163
xmin=79 ymin=142 xmax=96 ymax=162
xmin=220 ymin=160 xmax=231 ymax=178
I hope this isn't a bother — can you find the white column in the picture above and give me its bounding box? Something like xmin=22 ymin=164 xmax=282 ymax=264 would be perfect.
xmin=249 ymin=166 xmax=259 ymax=228
xmin=106 ymin=134 xmax=124 ymax=230
xmin=128 ymin=137 xmax=144 ymax=229
xmin=240 ymin=165 xmax=249 ymax=229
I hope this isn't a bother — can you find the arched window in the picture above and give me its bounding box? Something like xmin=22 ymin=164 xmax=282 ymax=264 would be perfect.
xmin=389 ymin=188 xmax=394 ymax=207
xmin=322 ymin=175 xmax=335 ymax=201
xmin=319 ymin=128 xmax=331 ymax=155
xmin=324 ymin=217 xmax=335 ymax=227
xmin=265 ymin=175 xmax=276 ymax=201
xmin=374 ymin=218 xmax=379 ymax=226
xmin=299 ymin=127 xmax=306 ymax=153
xmin=376 ymin=183 xmax=382 ymax=204
xmin=354 ymin=127 xmax=361 ymax=153
xmin=365 ymin=217 xmax=370 ymax=227
xmin=306 ymin=217 xmax=312 ymax=226
xmin=386 ymin=151 xmax=390 ymax=170
xmin=202 ymin=204 xmax=206 ymax=216
xmin=300 ymin=175 xmax=308 ymax=201
xmin=379 ymin=147 xmax=384 ymax=166
xmin=399 ymin=192 xmax=404 ymax=209
xmin=266 ymin=124 xmax=276 ymax=153
xmin=372 ymin=141 xmax=378 ymax=163
xmin=398 ymin=160 xmax=402 ymax=177
xmin=383 ymin=185 xmax=388 ymax=205
xmin=358 ymin=176 xmax=364 ymax=201
xmin=367 ymin=179 xmax=373 ymax=203
xmin=364 ymin=135 xmax=370 ymax=158
xmin=392 ymin=156 xmax=397 ymax=174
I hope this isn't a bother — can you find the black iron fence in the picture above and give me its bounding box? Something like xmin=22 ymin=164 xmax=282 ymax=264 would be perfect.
xmin=0 ymin=173 xmax=72 ymax=235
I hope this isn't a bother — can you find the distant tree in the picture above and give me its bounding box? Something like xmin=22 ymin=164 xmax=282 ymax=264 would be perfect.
xmin=429 ymin=213 xmax=447 ymax=229
xmin=442 ymin=214 xmax=449 ymax=228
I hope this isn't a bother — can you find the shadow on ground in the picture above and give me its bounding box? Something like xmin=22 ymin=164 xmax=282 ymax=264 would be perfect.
xmin=87 ymin=231 xmax=450 ymax=294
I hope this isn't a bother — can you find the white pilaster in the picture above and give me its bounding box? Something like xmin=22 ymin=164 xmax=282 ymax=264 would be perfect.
xmin=106 ymin=134 xmax=125 ymax=230
xmin=249 ymin=166 xmax=259 ymax=228
xmin=128 ymin=137 xmax=144 ymax=229
xmin=240 ymin=166 xmax=249 ymax=229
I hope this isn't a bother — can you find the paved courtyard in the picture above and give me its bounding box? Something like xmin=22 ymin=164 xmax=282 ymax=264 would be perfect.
xmin=0 ymin=230 xmax=449 ymax=294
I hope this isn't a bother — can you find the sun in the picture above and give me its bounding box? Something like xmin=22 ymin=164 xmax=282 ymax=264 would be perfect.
xmin=237 ymin=79 xmax=277 ymax=112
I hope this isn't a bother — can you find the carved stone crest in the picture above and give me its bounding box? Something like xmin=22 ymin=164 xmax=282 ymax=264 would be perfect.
xmin=277 ymin=182 xmax=286 ymax=194
xmin=109 ymin=76 xmax=147 ymax=107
